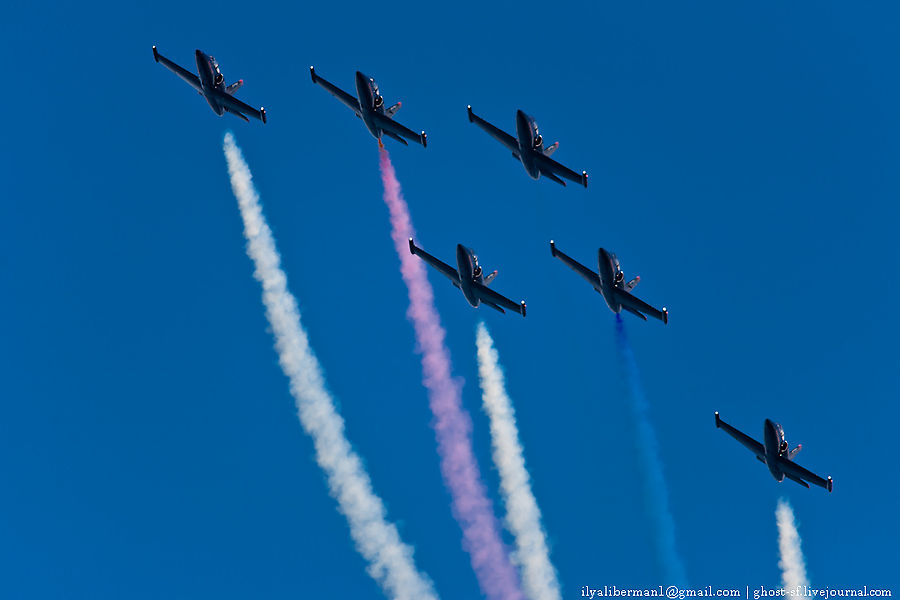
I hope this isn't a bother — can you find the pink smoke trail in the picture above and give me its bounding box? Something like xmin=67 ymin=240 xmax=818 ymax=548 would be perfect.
xmin=379 ymin=149 xmax=524 ymax=600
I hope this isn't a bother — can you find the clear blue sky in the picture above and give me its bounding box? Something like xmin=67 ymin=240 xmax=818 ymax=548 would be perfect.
xmin=2 ymin=1 xmax=898 ymax=597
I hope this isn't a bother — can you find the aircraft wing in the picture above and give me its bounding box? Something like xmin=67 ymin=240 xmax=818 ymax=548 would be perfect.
xmin=372 ymin=112 xmax=427 ymax=147
xmin=473 ymin=282 xmax=526 ymax=317
xmin=550 ymin=241 xmax=601 ymax=289
xmin=219 ymin=92 xmax=267 ymax=123
xmin=613 ymin=288 xmax=668 ymax=324
xmin=715 ymin=412 xmax=765 ymax=460
xmin=535 ymin=152 xmax=588 ymax=188
xmin=309 ymin=67 xmax=361 ymax=115
xmin=409 ymin=239 xmax=460 ymax=286
xmin=467 ymin=106 xmax=518 ymax=152
xmin=152 ymin=46 xmax=201 ymax=92
xmin=776 ymin=456 xmax=833 ymax=492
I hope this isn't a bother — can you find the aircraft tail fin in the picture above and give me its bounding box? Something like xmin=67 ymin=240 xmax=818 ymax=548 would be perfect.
xmin=225 ymin=80 xmax=244 ymax=95
xmin=385 ymin=101 xmax=401 ymax=117
xmin=543 ymin=141 xmax=559 ymax=156
xmin=483 ymin=270 xmax=498 ymax=286
xmin=624 ymin=276 xmax=640 ymax=291
xmin=788 ymin=444 xmax=802 ymax=460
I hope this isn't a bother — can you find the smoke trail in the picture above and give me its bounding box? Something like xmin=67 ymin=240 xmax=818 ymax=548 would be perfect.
xmin=378 ymin=149 xmax=524 ymax=600
xmin=613 ymin=314 xmax=687 ymax=586
xmin=776 ymin=498 xmax=809 ymax=591
xmin=475 ymin=321 xmax=561 ymax=600
xmin=223 ymin=133 xmax=438 ymax=600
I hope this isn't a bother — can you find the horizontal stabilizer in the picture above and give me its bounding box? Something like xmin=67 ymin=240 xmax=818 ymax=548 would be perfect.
xmin=621 ymin=305 xmax=647 ymax=321
xmin=483 ymin=270 xmax=497 ymax=285
xmin=382 ymin=129 xmax=409 ymax=146
xmin=223 ymin=106 xmax=250 ymax=122
xmin=543 ymin=171 xmax=566 ymax=186
xmin=482 ymin=300 xmax=506 ymax=314
xmin=371 ymin=111 xmax=427 ymax=147
xmin=788 ymin=444 xmax=802 ymax=460
xmin=783 ymin=471 xmax=811 ymax=489
xmin=624 ymin=276 xmax=640 ymax=292
xmin=543 ymin=141 xmax=559 ymax=156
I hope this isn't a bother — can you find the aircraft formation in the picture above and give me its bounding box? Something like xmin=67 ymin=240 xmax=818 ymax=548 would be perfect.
xmin=153 ymin=46 xmax=833 ymax=492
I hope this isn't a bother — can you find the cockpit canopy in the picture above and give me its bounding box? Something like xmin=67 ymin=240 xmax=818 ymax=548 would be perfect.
xmin=211 ymin=58 xmax=224 ymax=86
xmin=774 ymin=423 xmax=787 ymax=453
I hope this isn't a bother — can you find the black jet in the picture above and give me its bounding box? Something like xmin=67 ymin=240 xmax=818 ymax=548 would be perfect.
xmin=408 ymin=239 xmax=526 ymax=317
xmin=152 ymin=47 xmax=266 ymax=123
xmin=715 ymin=412 xmax=833 ymax=492
xmin=466 ymin=106 xmax=587 ymax=187
xmin=550 ymin=241 xmax=668 ymax=324
xmin=309 ymin=67 xmax=426 ymax=148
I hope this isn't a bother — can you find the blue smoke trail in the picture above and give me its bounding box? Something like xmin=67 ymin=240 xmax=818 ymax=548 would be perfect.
xmin=614 ymin=314 xmax=688 ymax=587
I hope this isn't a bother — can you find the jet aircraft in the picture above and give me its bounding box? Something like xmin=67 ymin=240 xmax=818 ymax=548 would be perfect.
xmin=550 ymin=241 xmax=668 ymax=323
xmin=408 ymin=239 xmax=526 ymax=316
xmin=152 ymin=47 xmax=267 ymax=123
xmin=310 ymin=67 xmax=426 ymax=148
xmin=715 ymin=412 xmax=833 ymax=492
xmin=466 ymin=106 xmax=587 ymax=187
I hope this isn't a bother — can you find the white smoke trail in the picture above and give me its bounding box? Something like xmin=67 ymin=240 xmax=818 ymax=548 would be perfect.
xmin=475 ymin=322 xmax=561 ymax=600
xmin=223 ymin=133 xmax=438 ymax=600
xmin=776 ymin=498 xmax=809 ymax=592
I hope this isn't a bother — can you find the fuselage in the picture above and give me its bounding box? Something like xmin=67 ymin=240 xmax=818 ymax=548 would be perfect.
xmin=763 ymin=419 xmax=788 ymax=481
xmin=195 ymin=49 xmax=225 ymax=115
xmin=596 ymin=248 xmax=623 ymax=313
xmin=456 ymin=244 xmax=484 ymax=307
xmin=355 ymin=71 xmax=386 ymax=140
xmin=515 ymin=110 xmax=543 ymax=179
